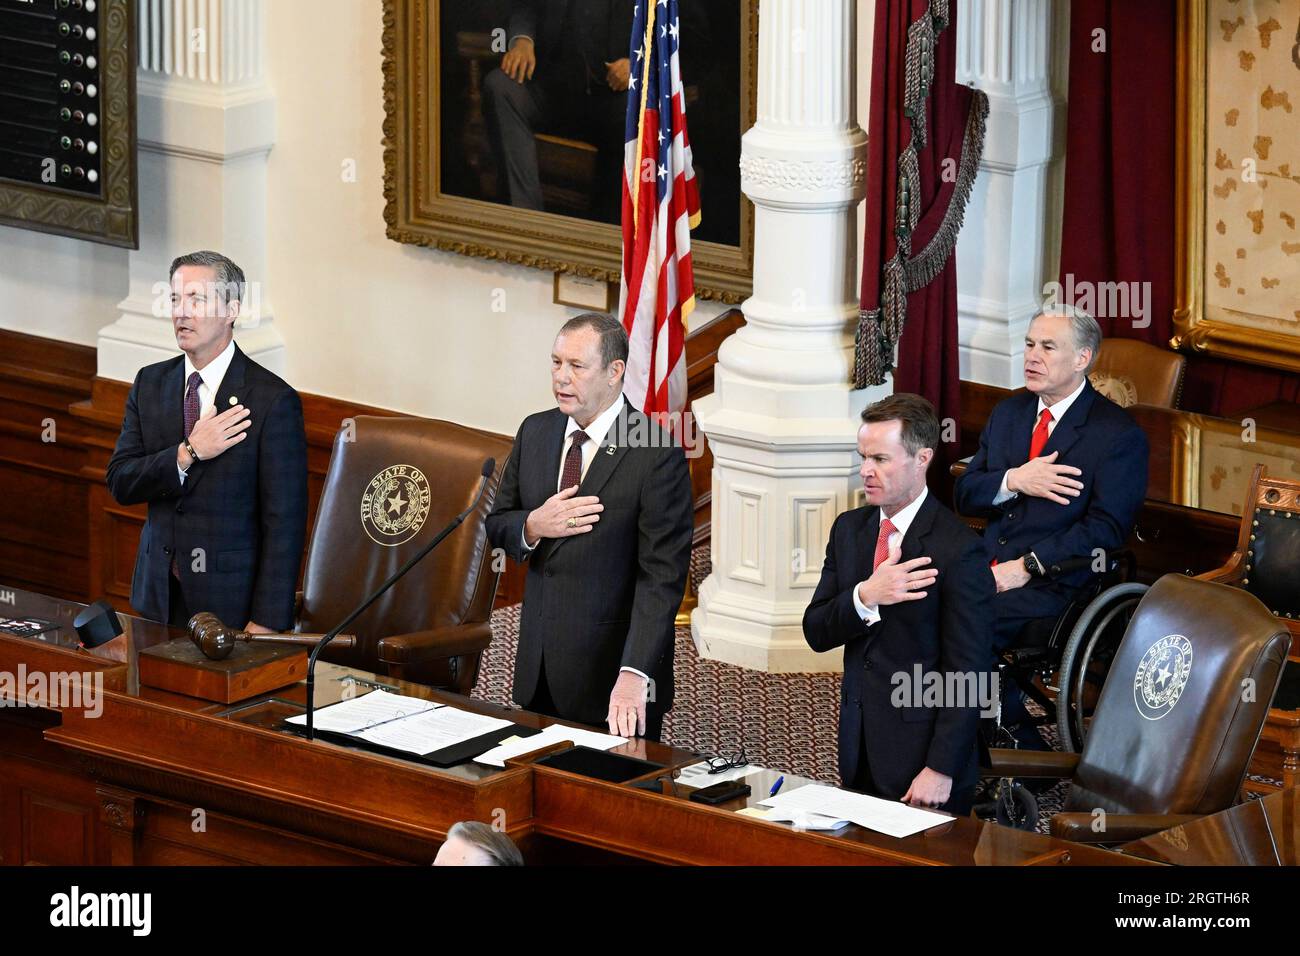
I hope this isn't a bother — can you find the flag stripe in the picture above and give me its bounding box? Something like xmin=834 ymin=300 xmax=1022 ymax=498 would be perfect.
xmin=617 ymin=0 xmax=699 ymax=427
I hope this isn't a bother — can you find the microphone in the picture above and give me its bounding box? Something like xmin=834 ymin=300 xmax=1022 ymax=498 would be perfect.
xmin=303 ymin=457 xmax=497 ymax=740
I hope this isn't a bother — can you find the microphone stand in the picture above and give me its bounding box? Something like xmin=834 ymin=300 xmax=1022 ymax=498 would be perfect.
xmin=303 ymin=458 xmax=496 ymax=740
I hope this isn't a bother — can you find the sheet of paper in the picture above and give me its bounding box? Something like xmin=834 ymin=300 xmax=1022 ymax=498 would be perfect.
xmin=356 ymin=705 xmax=513 ymax=755
xmin=738 ymin=806 xmax=851 ymax=830
xmin=474 ymin=723 xmax=628 ymax=767
xmin=284 ymin=690 xmax=439 ymax=734
xmin=672 ymin=760 xmax=760 ymax=788
xmin=760 ymin=784 xmax=950 ymax=838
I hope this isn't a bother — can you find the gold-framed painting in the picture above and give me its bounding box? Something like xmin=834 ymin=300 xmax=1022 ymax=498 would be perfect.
xmin=1169 ymin=412 xmax=1300 ymax=516
xmin=381 ymin=0 xmax=756 ymax=303
xmin=1171 ymin=0 xmax=1300 ymax=372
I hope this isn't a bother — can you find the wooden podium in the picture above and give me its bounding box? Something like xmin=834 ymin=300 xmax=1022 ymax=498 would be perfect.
xmin=0 ymin=586 xmax=1148 ymax=867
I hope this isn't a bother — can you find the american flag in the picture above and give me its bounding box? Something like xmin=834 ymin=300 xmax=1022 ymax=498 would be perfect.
xmin=617 ymin=0 xmax=700 ymax=425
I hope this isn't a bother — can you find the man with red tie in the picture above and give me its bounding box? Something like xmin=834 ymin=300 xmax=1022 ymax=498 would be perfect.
xmin=954 ymin=305 xmax=1148 ymax=653
xmin=485 ymin=313 xmax=693 ymax=741
xmin=803 ymin=394 xmax=994 ymax=814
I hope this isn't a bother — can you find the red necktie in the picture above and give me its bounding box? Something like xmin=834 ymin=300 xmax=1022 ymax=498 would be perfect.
xmin=991 ymin=408 xmax=1056 ymax=568
xmin=559 ymin=430 xmax=589 ymax=490
xmin=1028 ymin=407 xmax=1053 ymax=460
xmin=873 ymin=518 xmax=898 ymax=572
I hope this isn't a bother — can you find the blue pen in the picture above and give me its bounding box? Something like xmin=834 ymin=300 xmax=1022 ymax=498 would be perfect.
xmin=769 ymin=775 xmax=784 ymax=797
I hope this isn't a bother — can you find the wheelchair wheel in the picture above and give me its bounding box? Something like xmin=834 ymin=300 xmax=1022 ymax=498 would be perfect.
xmin=1054 ymin=582 xmax=1148 ymax=753
xmin=993 ymin=779 xmax=1039 ymax=832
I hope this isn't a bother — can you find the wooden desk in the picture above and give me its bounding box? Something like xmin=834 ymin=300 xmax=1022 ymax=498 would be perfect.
xmin=1119 ymin=786 xmax=1300 ymax=866
xmin=0 ymin=586 xmax=1145 ymax=866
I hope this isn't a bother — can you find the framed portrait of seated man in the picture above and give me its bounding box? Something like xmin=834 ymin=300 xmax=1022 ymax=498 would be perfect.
xmin=1172 ymin=0 xmax=1300 ymax=372
xmin=382 ymin=0 xmax=755 ymax=302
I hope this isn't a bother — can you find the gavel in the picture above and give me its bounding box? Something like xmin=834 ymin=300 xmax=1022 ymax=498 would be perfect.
xmin=187 ymin=612 xmax=358 ymax=661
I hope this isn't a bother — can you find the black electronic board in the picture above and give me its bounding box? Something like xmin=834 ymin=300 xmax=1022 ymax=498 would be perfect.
xmin=0 ymin=0 xmax=135 ymax=246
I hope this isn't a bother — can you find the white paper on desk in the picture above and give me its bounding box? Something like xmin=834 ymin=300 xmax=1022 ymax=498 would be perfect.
xmin=760 ymin=784 xmax=950 ymax=838
xmin=356 ymin=705 xmax=513 ymax=755
xmin=284 ymin=690 xmax=439 ymax=734
xmin=672 ymin=760 xmax=759 ymax=788
xmin=751 ymin=807 xmax=851 ymax=830
xmin=474 ymin=724 xmax=628 ymax=767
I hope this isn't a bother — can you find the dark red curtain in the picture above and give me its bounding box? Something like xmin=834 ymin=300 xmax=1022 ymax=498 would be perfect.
xmin=1060 ymin=0 xmax=1300 ymax=417
xmin=857 ymin=0 xmax=987 ymax=468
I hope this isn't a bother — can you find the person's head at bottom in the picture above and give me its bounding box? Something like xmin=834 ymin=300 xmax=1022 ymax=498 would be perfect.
xmin=433 ymin=821 xmax=524 ymax=866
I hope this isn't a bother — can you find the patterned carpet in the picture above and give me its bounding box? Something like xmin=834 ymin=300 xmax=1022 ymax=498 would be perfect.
xmin=472 ymin=546 xmax=1279 ymax=833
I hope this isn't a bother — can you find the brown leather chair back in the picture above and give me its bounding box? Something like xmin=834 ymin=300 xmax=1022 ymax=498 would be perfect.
xmin=1089 ymin=338 xmax=1186 ymax=408
xmin=1240 ymin=466 xmax=1300 ymax=621
xmin=1066 ymin=574 xmax=1290 ymax=817
xmin=297 ymin=416 xmax=512 ymax=678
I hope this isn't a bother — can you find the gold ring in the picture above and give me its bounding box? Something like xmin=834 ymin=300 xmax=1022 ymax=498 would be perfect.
xmin=566 ymin=517 xmax=577 ymax=528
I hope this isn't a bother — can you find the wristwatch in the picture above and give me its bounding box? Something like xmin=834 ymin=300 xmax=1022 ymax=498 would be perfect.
xmin=1023 ymin=553 xmax=1044 ymax=577
xmin=183 ymin=438 xmax=201 ymax=464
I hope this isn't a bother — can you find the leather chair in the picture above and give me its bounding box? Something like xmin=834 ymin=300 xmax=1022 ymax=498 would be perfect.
xmin=986 ymin=574 xmax=1290 ymax=844
xmin=1088 ymin=338 xmax=1186 ymax=409
xmin=1196 ymin=464 xmax=1300 ymax=641
xmin=295 ymin=416 xmax=512 ymax=694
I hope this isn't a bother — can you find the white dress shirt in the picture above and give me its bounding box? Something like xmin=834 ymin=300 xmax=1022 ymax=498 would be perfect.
xmin=992 ymin=375 xmax=1088 ymax=505
xmin=852 ymin=485 xmax=929 ymax=625
xmin=177 ymin=339 xmax=236 ymax=484
xmin=554 ymin=395 xmax=626 ymax=492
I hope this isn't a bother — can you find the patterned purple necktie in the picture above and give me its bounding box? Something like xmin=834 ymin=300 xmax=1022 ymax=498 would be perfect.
xmin=183 ymin=371 xmax=203 ymax=438
xmin=174 ymin=370 xmax=204 ymax=582
xmin=559 ymin=430 xmax=589 ymax=490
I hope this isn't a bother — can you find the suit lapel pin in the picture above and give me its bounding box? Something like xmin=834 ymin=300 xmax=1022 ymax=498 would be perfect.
xmin=229 ymin=396 xmax=238 ymax=406
xmin=605 ymin=444 xmax=616 ymax=455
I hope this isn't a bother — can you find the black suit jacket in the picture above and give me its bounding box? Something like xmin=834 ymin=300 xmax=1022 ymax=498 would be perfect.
xmin=802 ymin=494 xmax=994 ymax=800
xmin=485 ymin=399 xmax=693 ymax=725
xmin=106 ymin=344 xmax=308 ymax=632
xmin=953 ymin=379 xmax=1148 ymax=623
xmin=509 ymin=0 xmax=636 ymax=68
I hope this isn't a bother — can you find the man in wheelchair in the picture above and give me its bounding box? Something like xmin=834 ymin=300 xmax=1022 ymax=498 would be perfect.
xmin=954 ymin=305 xmax=1149 ymax=751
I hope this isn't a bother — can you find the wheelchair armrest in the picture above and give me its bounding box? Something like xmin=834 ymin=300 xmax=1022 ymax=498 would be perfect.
xmin=984 ymin=748 xmax=1081 ymax=778
xmin=377 ymin=622 xmax=494 ymax=666
xmin=1049 ymin=812 xmax=1204 ymax=844
xmin=1045 ymin=547 xmax=1133 ymax=580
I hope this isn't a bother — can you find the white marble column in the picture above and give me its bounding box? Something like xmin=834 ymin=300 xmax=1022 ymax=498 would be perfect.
xmin=691 ymin=0 xmax=875 ymax=673
xmin=97 ymin=0 xmax=283 ymax=381
xmin=954 ymin=0 xmax=1067 ymax=387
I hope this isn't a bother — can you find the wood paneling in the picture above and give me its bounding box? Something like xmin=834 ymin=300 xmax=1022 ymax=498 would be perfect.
xmin=0 ymin=315 xmax=741 ymax=617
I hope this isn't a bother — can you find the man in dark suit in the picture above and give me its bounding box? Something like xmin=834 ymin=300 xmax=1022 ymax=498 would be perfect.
xmin=107 ymin=251 xmax=307 ymax=634
xmin=954 ymin=306 xmax=1148 ymax=748
xmin=953 ymin=306 xmax=1148 ymax=648
xmin=482 ymin=0 xmax=636 ymax=220
xmin=803 ymin=394 xmax=994 ymax=815
xmin=486 ymin=312 xmax=693 ymax=741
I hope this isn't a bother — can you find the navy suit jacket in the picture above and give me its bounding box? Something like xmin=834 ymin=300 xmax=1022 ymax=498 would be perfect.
xmin=106 ymin=344 xmax=308 ymax=632
xmin=484 ymin=399 xmax=693 ymax=726
xmin=953 ymin=379 xmax=1148 ymax=621
xmin=802 ymin=494 xmax=994 ymax=800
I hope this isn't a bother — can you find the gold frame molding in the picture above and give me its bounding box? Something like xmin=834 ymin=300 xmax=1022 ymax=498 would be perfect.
xmin=0 ymin=0 xmax=138 ymax=248
xmin=381 ymin=0 xmax=756 ymax=303
xmin=1170 ymin=0 xmax=1300 ymax=373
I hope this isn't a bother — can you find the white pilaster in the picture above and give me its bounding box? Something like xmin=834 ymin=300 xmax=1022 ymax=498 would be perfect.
xmin=97 ymin=0 xmax=283 ymax=381
xmin=955 ymin=0 xmax=1067 ymax=388
xmin=691 ymin=0 xmax=877 ymax=673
